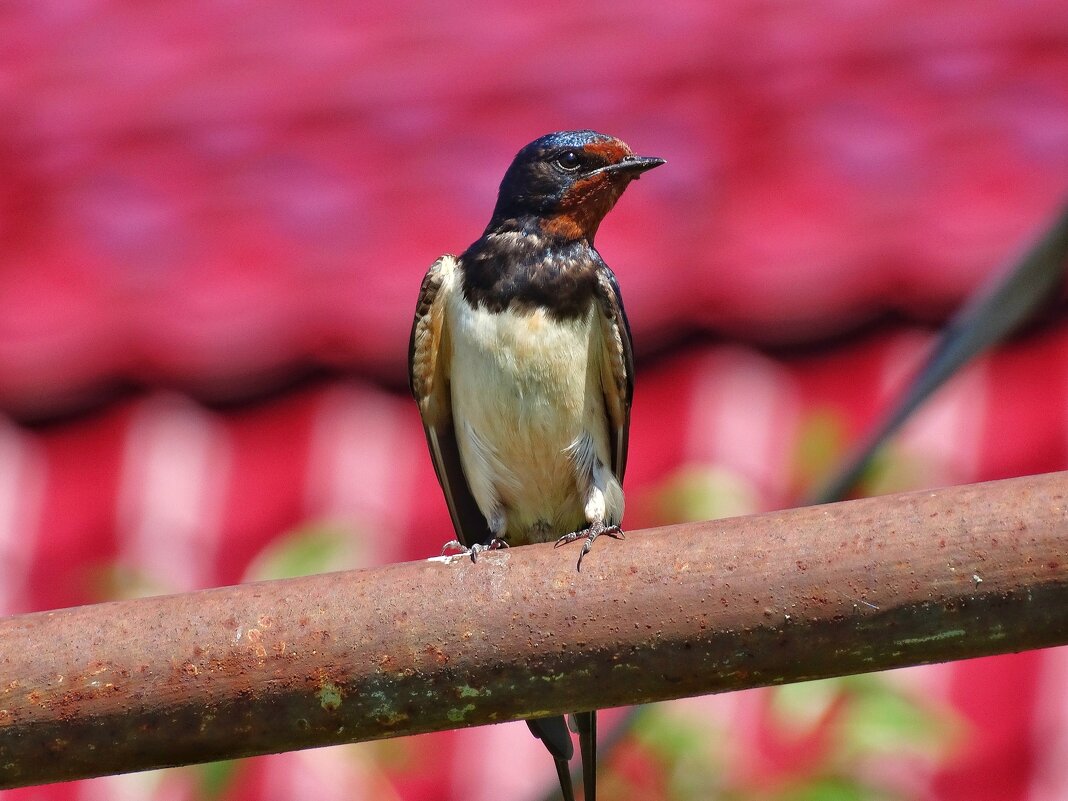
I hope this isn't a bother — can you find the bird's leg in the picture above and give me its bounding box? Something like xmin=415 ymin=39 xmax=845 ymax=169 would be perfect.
xmin=440 ymin=538 xmax=509 ymax=562
xmin=555 ymin=520 xmax=624 ymax=570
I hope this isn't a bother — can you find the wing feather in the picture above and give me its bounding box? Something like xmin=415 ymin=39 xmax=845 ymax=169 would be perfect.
xmin=408 ymin=255 xmax=494 ymax=546
xmin=594 ymin=266 xmax=635 ymax=480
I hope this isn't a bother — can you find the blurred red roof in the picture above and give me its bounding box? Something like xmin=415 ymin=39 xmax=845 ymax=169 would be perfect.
xmin=1 ymin=2 xmax=1067 ymax=800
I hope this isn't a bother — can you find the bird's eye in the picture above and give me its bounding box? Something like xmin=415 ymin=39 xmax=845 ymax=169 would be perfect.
xmin=555 ymin=151 xmax=582 ymax=172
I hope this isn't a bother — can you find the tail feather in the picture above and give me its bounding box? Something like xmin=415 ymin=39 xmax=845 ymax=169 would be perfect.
xmin=528 ymin=716 xmax=576 ymax=801
xmin=551 ymin=755 xmax=576 ymax=801
xmin=573 ymin=711 xmax=596 ymax=801
xmin=527 ymin=716 xmax=574 ymax=761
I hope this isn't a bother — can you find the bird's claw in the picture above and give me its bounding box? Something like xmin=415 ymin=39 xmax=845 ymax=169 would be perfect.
xmin=555 ymin=522 xmax=624 ymax=570
xmin=440 ymin=538 xmax=510 ymax=562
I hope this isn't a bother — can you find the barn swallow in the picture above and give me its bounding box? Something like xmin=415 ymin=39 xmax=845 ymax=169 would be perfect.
xmin=408 ymin=130 xmax=663 ymax=801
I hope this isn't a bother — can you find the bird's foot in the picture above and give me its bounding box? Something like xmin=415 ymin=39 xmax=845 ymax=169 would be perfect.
xmin=554 ymin=521 xmax=624 ymax=570
xmin=440 ymin=538 xmax=509 ymax=562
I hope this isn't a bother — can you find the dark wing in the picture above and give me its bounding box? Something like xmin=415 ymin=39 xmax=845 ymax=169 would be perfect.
xmin=594 ymin=265 xmax=635 ymax=480
xmin=408 ymin=255 xmax=494 ymax=547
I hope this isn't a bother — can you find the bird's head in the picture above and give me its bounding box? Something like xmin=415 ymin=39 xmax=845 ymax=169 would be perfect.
xmin=488 ymin=130 xmax=664 ymax=242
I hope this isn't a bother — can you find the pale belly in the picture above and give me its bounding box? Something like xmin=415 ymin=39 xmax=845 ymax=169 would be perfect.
xmin=447 ymin=295 xmax=614 ymax=543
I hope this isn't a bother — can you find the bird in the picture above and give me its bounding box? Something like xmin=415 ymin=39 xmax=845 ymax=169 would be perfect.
xmin=408 ymin=130 xmax=663 ymax=801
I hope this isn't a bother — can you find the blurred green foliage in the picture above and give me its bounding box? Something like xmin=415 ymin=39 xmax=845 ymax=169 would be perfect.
xmin=197 ymin=759 xmax=240 ymax=800
xmin=651 ymin=465 xmax=761 ymax=523
xmin=242 ymin=521 xmax=366 ymax=582
xmin=792 ymin=410 xmax=849 ymax=498
xmin=611 ymin=674 xmax=958 ymax=801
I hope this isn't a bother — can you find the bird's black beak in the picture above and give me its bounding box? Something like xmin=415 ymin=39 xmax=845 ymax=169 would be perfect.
xmin=601 ymin=155 xmax=666 ymax=180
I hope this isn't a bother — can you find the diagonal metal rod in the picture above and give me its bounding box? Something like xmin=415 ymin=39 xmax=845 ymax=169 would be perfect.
xmin=2 ymin=471 xmax=1068 ymax=789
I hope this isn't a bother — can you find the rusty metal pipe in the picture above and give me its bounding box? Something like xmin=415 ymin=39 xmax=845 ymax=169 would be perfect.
xmin=2 ymin=472 xmax=1067 ymax=788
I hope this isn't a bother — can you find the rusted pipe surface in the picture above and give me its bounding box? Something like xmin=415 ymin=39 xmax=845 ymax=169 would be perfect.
xmin=2 ymin=472 xmax=1067 ymax=787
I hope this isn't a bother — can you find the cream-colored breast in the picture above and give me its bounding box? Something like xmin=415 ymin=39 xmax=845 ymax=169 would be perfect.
xmin=446 ymin=289 xmax=610 ymax=539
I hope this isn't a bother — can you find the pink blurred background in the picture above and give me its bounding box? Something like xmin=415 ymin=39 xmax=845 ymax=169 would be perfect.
xmin=2 ymin=1 xmax=1067 ymax=799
